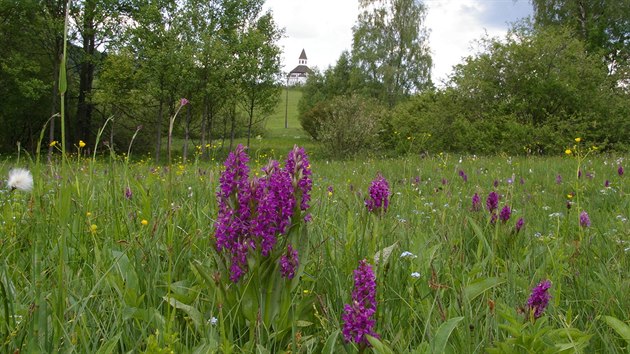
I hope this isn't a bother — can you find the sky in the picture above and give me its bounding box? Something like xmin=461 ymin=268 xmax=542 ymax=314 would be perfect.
xmin=263 ymin=0 xmax=532 ymax=85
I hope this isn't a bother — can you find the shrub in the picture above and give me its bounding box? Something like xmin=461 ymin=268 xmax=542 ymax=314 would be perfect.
xmin=313 ymin=95 xmax=386 ymax=157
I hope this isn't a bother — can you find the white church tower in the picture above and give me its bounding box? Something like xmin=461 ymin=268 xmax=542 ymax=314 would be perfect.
xmin=287 ymin=49 xmax=312 ymax=85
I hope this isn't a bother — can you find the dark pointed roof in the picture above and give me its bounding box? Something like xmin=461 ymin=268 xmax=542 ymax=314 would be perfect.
xmin=299 ymin=49 xmax=307 ymax=60
xmin=289 ymin=65 xmax=312 ymax=75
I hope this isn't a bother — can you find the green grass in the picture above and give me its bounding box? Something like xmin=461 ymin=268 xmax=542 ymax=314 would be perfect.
xmin=0 ymin=146 xmax=628 ymax=352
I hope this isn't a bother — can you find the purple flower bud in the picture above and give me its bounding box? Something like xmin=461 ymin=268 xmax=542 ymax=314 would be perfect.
xmin=579 ymin=211 xmax=591 ymax=228
xmin=555 ymin=174 xmax=562 ymax=184
xmin=515 ymin=217 xmax=524 ymax=233
xmin=180 ymin=97 xmax=189 ymax=106
xmin=493 ymin=179 xmax=499 ymax=187
xmin=486 ymin=191 xmax=499 ymax=213
xmin=605 ymin=179 xmax=610 ymax=188
xmin=519 ymin=177 xmax=525 ymax=185
xmin=619 ymin=165 xmax=624 ymax=176
xmin=286 ymin=145 xmax=312 ymax=218
xmin=499 ymin=205 xmax=511 ymax=223
xmin=471 ymin=193 xmax=481 ymax=211
xmin=279 ymin=244 xmax=299 ymax=279
xmin=527 ymin=280 xmax=551 ymax=319
xmin=124 ymin=187 xmax=132 ymax=200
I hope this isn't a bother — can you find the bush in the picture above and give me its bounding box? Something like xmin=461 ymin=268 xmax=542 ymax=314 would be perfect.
xmin=308 ymin=95 xmax=386 ymax=157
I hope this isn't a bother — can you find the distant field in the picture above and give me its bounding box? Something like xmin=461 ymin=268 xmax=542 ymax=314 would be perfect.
xmin=264 ymin=87 xmax=303 ymax=134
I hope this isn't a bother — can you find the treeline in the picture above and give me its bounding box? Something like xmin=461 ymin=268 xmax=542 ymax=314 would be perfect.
xmin=0 ymin=0 xmax=282 ymax=160
xmin=299 ymin=0 xmax=630 ymax=156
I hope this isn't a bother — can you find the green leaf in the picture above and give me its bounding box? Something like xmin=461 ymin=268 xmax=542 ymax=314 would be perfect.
xmin=164 ymin=296 xmax=203 ymax=333
xmin=463 ymin=277 xmax=504 ymax=302
xmin=95 ymin=333 xmax=120 ymax=354
xmin=602 ymin=315 xmax=630 ymax=344
xmin=59 ymin=59 xmax=67 ymax=95
xmin=374 ymin=242 xmax=398 ymax=265
xmin=366 ymin=335 xmax=395 ymax=354
xmin=431 ymin=316 xmax=464 ymax=353
xmin=467 ymin=217 xmax=492 ymax=259
xmin=322 ymin=330 xmax=340 ymax=354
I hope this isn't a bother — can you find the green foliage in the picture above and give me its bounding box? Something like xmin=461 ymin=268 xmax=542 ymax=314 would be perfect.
xmin=386 ymin=25 xmax=630 ymax=154
xmin=352 ymin=0 xmax=432 ymax=107
xmin=306 ymin=95 xmax=386 ymax=157
xmin=531 ymin=0 xmax=630 ymax=73
xmin=487 ymin=306 xmax=591 ymax=353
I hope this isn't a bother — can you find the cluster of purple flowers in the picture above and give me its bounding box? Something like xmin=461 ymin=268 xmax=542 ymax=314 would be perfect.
xmin=214 ymin=145 xmax=312 ymax=282
xmin=342 ymin=260 xmax=379 ymax=346
xmin=365 ymin=173 xmax=390 ymax=214
xmin=471 ymin=193 xmax=481 ymax=211
xmin=499 ymin=205 xmax=511 ymax=223
xmin=579 ymin=211 xmax=591 ymax=228
xmin=527 ymin=279 xmax=552 ymax=319
xmin=486 ymin=191 xmax=499 ymax=213
xmin=285 ymin=145 xmax=313 ymax=219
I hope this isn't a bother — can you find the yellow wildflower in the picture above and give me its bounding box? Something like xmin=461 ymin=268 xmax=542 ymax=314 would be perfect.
xmin=49 ymin=140 xmax=57 ymax=147
xmin=90 ymin=224 xmax=98 ymax=233
xmin=574 ymin=137 xmax=581 ymax=143
xmin=565 ymin=149 xmax=572 ymax=155
xmin=86 ymin=212 xmax=92 ymax=217
xmin=141 ymin=219 xmax=148 ymax=226
xmin=79 ymin=140 xmax=86 ymax=148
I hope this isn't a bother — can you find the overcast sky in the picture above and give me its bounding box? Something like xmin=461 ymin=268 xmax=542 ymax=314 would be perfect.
xmin=263 ymin=0 xmax=532 ymax=85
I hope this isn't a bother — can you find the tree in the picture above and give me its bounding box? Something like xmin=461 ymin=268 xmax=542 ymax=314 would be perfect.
xmin=531 ymin=0 xmax=630 ymax=74
xmin=351 ymin=0 xmax=432 ymax=107
xmin=70 ymin=0 xmax=129 ymax=148
xmin=236 ymin=12 xmax=282 ymax=147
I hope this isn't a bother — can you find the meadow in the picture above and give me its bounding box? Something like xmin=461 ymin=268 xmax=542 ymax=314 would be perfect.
xmin=0 ymin=103 xmax=628 ymax=353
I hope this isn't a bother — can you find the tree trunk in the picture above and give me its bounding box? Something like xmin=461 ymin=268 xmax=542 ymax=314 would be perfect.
xmin=48 ymin=53 xmax=60 ymax=162
xmin=155 ymin=99 xmax=163 ymax=163
xmin=201 ymin=95 xmax=208 ymax=158
xmin=229 ymin=104 xmax=236 ymax=151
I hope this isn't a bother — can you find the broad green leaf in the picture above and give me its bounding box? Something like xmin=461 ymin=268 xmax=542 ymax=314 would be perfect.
xmin=366 ymin=335 xmax=395 ymax=354
xmin=374 ymin=242 xmax=398 ymax=265
xmin=322 ymin=330 xmax=340 ymax=354
xmin=431 ymin=316 xmax=464 ymax=353
xmin=602 ymin=315 xmax=630 ymax=344
xmin=467 ymin=217 xmax=492 ymax=259
xmin=464 ymin=277 xmax=504 ymax=302
xmin=164 ymin=296 xmax=203 ymax=333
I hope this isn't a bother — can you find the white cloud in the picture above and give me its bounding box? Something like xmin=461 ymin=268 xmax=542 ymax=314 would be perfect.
xmin=265 ymin=0 xmax=530 ymax=84
xmin=264 ymin=0 xmax=358 ymax=73
xmin=425 ymin=0 xmax=508 ymax=86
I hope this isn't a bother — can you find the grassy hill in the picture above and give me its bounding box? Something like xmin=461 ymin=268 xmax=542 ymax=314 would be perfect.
xmin=241 ymin=87 xmax=318 ymax=158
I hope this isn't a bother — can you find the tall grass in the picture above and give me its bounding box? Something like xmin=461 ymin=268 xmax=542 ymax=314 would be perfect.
xmin=0 ymin=145 xmax=628 ymax=352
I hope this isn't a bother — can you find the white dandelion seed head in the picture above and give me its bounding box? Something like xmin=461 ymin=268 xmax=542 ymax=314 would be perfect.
xmin=7 ymin=168 xmax=33 ymax=192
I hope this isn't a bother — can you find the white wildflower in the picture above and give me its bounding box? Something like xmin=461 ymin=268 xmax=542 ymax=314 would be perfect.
xmin=209 ymin=316 xmax=218 ymax=325
xmin=400 ymin=251 xmax=417 ymax=259
xmin=410 ymin=272 xmax=421 ymax=279
xmin=7 ymin=168 xmax=33 ymax=192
